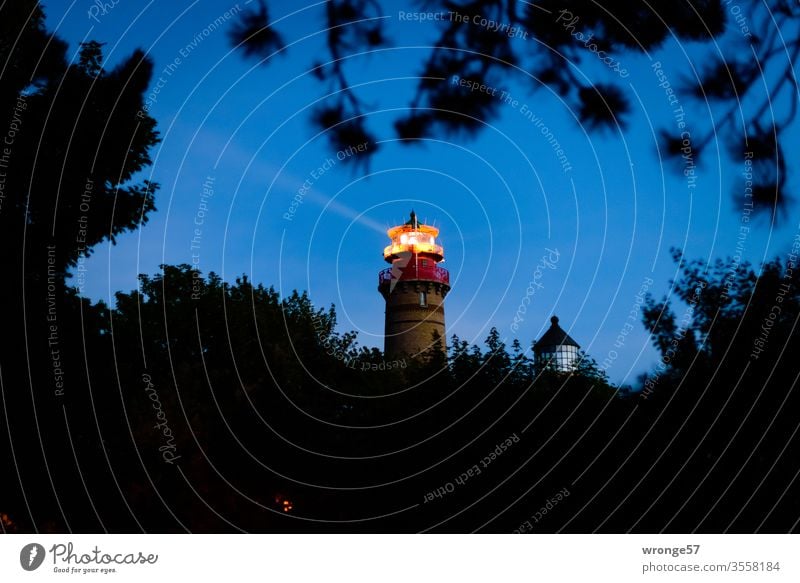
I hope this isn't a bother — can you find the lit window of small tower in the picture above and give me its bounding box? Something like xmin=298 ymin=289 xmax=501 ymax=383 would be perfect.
xmin=534 ymin=316 xmax=580 ymax=372
xmin=378 ymin=210 xmax=450 ymax=359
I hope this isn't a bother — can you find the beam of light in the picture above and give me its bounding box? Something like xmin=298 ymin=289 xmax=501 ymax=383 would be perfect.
xmin=253 ymin=156 xmax=386 ymax=234
xmin=301 ymin=187 xmax=387 ymax=234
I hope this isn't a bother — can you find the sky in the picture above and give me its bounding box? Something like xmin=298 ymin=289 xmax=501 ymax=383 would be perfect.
xmin=45 ymin=0 xmax=800 ymax=386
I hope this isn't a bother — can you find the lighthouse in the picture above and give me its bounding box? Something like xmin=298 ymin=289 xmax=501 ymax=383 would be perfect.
xmin=378 ymin=211 xmax=450 ymax=359
xmin=534 ymin=316 xmax=580 ymax=372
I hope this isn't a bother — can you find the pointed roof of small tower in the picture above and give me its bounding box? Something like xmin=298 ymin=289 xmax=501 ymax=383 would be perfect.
xmin=534 ymin=315 xmax=580 ymax=349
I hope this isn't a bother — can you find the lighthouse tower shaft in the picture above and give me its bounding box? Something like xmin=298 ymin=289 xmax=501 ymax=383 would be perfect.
xmin=378 ymin=212 xmax=450 ymax=360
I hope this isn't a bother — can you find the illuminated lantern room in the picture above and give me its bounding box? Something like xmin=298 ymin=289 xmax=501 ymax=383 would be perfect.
xmin=378 ymin=211 xmax=450 ymax=359
xmin=534 ymin=316 xmax=580 ymax=372
xmin=383 ymin=212 xmax=444 ymax=263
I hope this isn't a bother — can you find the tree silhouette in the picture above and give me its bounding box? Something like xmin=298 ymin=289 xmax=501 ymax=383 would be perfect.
xmin=0 ymin=1 xmax=159 ymax=532
xmin=231 ymin=0 xmax=798 ymax=216
xmin=626 ymin=251 xmax=800 ymax=531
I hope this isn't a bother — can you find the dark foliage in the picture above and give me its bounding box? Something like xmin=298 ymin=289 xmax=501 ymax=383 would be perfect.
xmin=3 ymin=256 xmax=800 ymax=532
xmin=0 ymin=1 xmax=160 ymax=532
xmin=227 ymin=0 xmax=284 ymax=58
xmin=231 ymin=0 xmax=799 ymax=216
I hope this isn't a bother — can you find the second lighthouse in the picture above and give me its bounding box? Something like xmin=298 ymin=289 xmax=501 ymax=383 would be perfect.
xmin=378 ymin=211 xmax=450 ymax=359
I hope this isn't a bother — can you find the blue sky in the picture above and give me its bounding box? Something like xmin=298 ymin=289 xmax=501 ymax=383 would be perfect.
xmin=47 ymin=1 xmax=800 ymax=385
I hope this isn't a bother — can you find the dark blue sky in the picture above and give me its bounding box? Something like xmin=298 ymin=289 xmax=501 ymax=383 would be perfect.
xmin=47 ymin=1 xmax=799 ymax=385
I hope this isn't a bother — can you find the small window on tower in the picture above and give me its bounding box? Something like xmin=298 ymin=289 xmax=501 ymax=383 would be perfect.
xmin=421 ymin=259 xmax=428 ymax=267
xmin=419 ymin=292 xmax=427 ymax=307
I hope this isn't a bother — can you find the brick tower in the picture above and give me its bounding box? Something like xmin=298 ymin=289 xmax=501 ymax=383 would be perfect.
xmin=378 ymin=211 xmax=450 ymax=359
